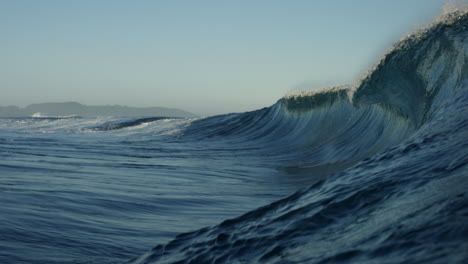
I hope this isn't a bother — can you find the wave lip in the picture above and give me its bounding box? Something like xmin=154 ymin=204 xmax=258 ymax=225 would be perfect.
xmin=281 ymin=86 xmax=351 ymax=112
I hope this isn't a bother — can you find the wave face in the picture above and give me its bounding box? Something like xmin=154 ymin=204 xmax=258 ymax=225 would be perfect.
xmin=180 ymin=88 xmax=415 ymax=181
xmin=129 ymin=11 xmax=468 ymax=264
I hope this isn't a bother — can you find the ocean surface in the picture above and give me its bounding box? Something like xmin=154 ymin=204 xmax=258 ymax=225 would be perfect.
xmin=1 ymin=11 xmax=467 ymax=264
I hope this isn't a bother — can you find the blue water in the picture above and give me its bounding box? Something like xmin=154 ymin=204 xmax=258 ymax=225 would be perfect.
xmin=1 ymin=11 xmax=467 ymax=264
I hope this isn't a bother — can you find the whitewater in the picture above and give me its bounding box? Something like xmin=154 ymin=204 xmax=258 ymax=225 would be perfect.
xmin=0 ymin=10 xmax=467 ymax=264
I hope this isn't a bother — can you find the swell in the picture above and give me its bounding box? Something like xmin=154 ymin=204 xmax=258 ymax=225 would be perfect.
xmin=130 ymin=10 xmax=468 ymax=264
xmin=131 ymin=80 xmax=468 ymax=264
xmin=90 ymin=117 xmax=176 ymax=131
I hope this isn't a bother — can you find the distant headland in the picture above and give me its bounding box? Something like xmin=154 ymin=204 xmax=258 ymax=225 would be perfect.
xmin=0 ymin=102 xmax=197 ymax=118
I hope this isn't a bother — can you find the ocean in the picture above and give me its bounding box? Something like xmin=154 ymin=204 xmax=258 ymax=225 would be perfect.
xmin=1 ymin=11 xmax=467 ymax=264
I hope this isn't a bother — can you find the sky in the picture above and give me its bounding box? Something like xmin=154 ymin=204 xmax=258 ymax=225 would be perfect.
xmin=0 ymin=0 xmax=452 ymax=115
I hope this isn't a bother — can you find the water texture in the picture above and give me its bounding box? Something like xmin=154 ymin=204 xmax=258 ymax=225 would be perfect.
xmin=0 ymin=11 xmax=467 ymax=264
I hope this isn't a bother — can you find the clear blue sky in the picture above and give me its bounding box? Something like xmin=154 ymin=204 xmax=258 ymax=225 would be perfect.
xmin=1 ymin=0 xmax=449 ymax=115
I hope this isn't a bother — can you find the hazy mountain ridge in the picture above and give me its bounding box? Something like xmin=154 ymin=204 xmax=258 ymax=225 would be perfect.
xmin=0 ymin=102 xmax=196 ymax=118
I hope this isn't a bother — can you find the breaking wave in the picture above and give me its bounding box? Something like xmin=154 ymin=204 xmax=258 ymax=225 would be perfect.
xmin=129 ymin=10 xmax=468 ymax=264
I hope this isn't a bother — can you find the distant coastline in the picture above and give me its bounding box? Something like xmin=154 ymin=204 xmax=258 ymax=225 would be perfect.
xmin=0 ymin=102 xmax=197 ymax=118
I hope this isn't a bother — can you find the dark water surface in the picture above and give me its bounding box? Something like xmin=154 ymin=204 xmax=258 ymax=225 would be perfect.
xmin=1 ymin=116 xmax=318 ymax=263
